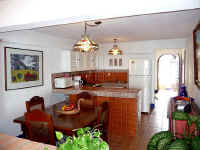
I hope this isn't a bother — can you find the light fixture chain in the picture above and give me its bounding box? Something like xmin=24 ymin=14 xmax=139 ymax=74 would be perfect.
xmin=84 ymin=22 xmax=87 ymax=35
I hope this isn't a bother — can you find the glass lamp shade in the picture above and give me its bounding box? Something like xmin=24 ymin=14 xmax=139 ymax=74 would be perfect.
xmin=73 ymin=35 xmax=99 ymax=52
xmin=108 ymin=44 xmax=122 ymax=55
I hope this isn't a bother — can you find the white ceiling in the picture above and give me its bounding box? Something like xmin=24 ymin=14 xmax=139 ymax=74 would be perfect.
xmin=33 ymin=9 xmax=200 ymax=44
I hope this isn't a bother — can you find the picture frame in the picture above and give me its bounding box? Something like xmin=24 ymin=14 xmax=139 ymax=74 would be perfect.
xmin=193 ymin=23 xmax=200 ymax=88
xmin=4 ymin=47 xmax=44 ymax=90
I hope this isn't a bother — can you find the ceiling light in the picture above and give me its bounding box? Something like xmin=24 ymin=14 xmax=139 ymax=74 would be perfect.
xmin=73 ymin=22 xmax=99 ymax=52
xmin=108 ymin=39 xmax=122 ymax=55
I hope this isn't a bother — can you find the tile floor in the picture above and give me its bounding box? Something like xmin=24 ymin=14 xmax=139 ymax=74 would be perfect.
xmin=108 ymin=90 xmax=177 ymax=150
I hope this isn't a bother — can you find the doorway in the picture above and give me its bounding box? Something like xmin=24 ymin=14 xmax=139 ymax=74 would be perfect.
xmin=158 ymin=54 xmax=179 ymax=93
xmin=154 ymin=49 xmax=185 ymax=116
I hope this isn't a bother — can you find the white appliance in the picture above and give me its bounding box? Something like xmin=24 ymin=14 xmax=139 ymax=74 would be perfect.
xmin=54 ymin=77 xmax=73 ymax=88
xmin=73 ymin=76 xmax=83 ymax=89
xmin=129 ymin=59 xmax=152 ymax=113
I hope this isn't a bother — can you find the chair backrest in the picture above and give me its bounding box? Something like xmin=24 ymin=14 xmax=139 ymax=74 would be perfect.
xmin=26 ymin=96 xmax=45 ymax=113
xmin=97 ymin=102 xmax=109 ymax=126
xmin=25 ymin=109 xmax=55 ymax=145
xmin=96 ymin=102 xmax=109 ymax=141
xmin=77 ymin=92 xmax=95 ymax=109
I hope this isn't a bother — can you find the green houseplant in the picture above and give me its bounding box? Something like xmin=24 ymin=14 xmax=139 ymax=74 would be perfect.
xmin=55 ymin=127 xmax=109 ymax=150
xmin=147 ymin=111 xmax=200 ymax=150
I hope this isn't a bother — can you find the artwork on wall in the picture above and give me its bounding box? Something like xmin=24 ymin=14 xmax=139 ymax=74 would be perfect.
xmin=4 ymin=47 xmax=43 ymax=90
xmin=193 ymin=23 xmax=200 ymax=88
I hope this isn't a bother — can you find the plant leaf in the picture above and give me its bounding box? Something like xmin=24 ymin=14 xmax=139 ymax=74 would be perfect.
xmin=56 ymin=131 xmax=64 ymax=141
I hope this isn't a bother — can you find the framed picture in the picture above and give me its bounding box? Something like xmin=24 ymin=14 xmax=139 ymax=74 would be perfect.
xmin=193 ymin=23 xmax=200 ymax=88
xmin=4 ymin=47 xmax=43 ymax=90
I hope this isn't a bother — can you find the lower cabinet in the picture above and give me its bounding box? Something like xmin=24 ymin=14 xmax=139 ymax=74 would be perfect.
xmin=96 ymin=96 xmax=137 ymax=136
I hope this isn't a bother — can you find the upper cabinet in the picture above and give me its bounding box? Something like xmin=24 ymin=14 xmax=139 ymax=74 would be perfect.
xmin=71 ymin=51 xmax=96 ymax=71
xmin=97 ymin=55 xmax=128 ymax=70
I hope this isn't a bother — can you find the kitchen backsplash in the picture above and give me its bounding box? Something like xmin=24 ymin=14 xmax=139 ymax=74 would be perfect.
xmin=52 ymin=69 xmax=128 ymax=89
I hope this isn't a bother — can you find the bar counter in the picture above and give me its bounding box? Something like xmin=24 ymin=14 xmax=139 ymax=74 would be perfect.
xmin=52 ymin=86 xmax=141 ymax=99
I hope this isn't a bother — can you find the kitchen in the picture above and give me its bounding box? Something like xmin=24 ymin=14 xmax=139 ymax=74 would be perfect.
xmin=0 ymin=5 xmax=200 ymax=149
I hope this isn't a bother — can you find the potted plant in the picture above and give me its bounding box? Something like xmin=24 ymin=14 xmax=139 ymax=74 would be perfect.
xmin=55 ymin=126 xmax=109 ymax=150
xmin=147 ymin=111 xmax=200 ymax=150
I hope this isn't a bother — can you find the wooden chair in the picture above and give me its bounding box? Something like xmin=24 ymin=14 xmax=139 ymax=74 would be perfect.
xmin=97 ymin=102 xmax=109 ymax=140
xmin=76 ymin=92 xmax=95 ymax=109
xmin=25 ymin=109 xmax=55 ymax=145
xmin=26 ymin=96 xmax=45 ymax=112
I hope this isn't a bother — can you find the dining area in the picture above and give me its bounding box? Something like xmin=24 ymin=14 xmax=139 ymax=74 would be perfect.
xmin=12 ymin=92 xmax=102 ymax=145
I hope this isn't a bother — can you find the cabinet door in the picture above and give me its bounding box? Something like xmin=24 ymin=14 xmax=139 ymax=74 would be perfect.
xmin=104 ymin=55 xmax=128 ymax=70
xmin=108 ymin=98 xmax=137 ymax=136
xmin=79 ymin=53 xmax=84 ymax=71
xmin=121 ymin=72 xmax=128 ymax=83
xmin=104 ymin=72 xmax=112 ymax=82
xmin=96 ymin=72 xmax=104 ymax=83
xmin=86 ymin=72 xmax=95 ymax=84
xmin=71 ymin=51 xmax=79 ymax=71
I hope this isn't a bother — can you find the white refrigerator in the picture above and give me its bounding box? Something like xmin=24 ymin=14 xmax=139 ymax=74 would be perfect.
xmin=129 ymin=59 xmax=152 ymax=113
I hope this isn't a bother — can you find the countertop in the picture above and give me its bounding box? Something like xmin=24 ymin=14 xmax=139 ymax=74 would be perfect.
xmin=52 ymin=85 xmax=141 ymax=98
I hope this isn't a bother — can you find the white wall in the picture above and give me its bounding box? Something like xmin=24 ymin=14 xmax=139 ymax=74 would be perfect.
xmin=0 ymin=30 xmax=73 ymax=136
xmin=0 ymin=0 xmax=199 ymax=32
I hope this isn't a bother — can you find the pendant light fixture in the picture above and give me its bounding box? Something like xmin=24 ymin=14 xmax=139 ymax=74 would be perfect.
xmin=73 ymin=22 xmax=99 ymax=52
xmin=108 ymin=39 xmax=122 ymax=55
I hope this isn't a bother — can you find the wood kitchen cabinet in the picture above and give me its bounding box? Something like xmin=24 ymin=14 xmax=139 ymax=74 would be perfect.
xmin=103 ymin=71 xmax=128 ymax=83
xmin=108 ymin=98 xmax=137 ymax=136
xmin=85 ymin=72 xmax=95 ymax=84
xmin=104 ymin=72 xmax=112 ymax=82
xmin=120 ymin=72 xmax=128 ymax=83
xmin=95 ymin=96 xmax=137 ymax=136
xmin=80 ymin=71 xmax=128 ymax=84
xmin=96 ymin=72 xmax=105 ymax=83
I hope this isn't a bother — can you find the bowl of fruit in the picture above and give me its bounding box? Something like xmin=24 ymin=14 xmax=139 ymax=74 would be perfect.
xmin=57 ymin=103 xmax=80 ymax=115
xmin=61 ymin=104 xmax=75 ymax=111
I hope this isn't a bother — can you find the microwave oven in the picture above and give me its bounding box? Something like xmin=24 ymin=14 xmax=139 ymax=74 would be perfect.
xmin=54 ymin=77 xmax=73 ymax=88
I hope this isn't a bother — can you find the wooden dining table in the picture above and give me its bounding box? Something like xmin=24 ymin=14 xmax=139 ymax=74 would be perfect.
xmin=13 ymin=101 xmax=98 ymax=137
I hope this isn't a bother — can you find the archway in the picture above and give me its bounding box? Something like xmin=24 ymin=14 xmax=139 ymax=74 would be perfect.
xmin=158 ymin=54 xmax=180 ymax=93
